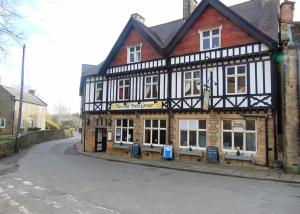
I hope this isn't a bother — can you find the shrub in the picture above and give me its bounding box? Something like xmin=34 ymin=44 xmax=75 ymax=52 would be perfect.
xmin=46 ymin=120 xmax=60 ymax=130
xmin=27 ymin=127 xmax=41 ymax=132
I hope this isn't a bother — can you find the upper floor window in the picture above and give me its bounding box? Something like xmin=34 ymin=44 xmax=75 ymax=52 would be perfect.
xmin=200 ymin=28 xmax=221 ymax=51
xmin=226 ymin=65 xmax=247 ymax=94
xmin=95 ymin=82 xmax=103 ymax=101
xmin=145 ymin=76 xmax=158 ymax=99
xmin=0 ymin=118 xmax=6 ymax=129
xmin=118 ymin=79 xmax=130 ymax=100
xmin=127 ymin=44 xmax=141 ymax=64
xmin=184 ymin=70 xmax=201 ymax=97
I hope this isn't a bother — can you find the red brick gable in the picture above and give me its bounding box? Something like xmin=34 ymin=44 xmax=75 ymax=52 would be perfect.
xmin=170 ymin=6 xmax=257 ymax=56
xmin=111 ymin=29 xmax=162 ymax=66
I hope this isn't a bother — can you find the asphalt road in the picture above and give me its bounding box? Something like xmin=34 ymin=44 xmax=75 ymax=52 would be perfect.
xmin=0 ymin=134 xmax=300 ymax=214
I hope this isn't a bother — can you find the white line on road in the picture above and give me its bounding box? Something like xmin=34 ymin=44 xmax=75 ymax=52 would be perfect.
xmin=23 ymin=181 xmax=33 ymax=186
xmin=7 ymin=184 xmax=14 ymax=189
xmin=34 ymin=186 xmax=46 ymax=191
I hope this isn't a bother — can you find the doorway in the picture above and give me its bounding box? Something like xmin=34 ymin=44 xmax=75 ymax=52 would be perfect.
xmin=95 ymin=128 xmax=107 ymax=152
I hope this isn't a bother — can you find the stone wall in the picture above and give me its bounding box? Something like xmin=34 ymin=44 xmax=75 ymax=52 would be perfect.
xmin=0 ymin=129 xmax=72 ymax=159
xmin=282 ymin=46 xmax=300 ymax=174
xmin=0 ymin=141 xmax=14 ymax=159
xmin=0 ymin=86 xmax=14 ymax=135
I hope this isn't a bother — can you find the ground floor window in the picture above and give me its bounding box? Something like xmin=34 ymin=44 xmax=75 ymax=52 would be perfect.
xmin=0 ymin=118 xmax=6 ymax=128
xmin=115 ymin=119 xmax=134 ymax=144
xmin=222 ymin=120 xmax=256 ymax=152
xmin=179 ymin=120 xmax=207 ymax=149
xmin=144 ymin=120 xmax=166 ymax=146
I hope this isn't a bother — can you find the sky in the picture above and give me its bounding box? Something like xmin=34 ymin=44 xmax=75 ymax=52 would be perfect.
xmin=0 ymin=0 xmax=299 ymax=114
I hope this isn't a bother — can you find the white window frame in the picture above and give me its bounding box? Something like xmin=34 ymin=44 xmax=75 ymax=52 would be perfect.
xmin=95 ymin=82 xmax=103 ymax=102
xmin=127 ymin=44 xmax=142 ymax=64
xmin=143 ymin=120 xmax=167 ymax=147
xmin=115 ymin=119 xmax=134 ymax=144
xmin=222 ymin=120 xmax=257 ymax=154
xmin=179 ymin=120 xmax=207 ymax=150
xmin=199 ymin=26 xmax=222 ymax=51
xmin=0 ymin=118 xmax=6 ymax=129
xmin=226 ymin=65 xmax=247 ymax=95
xmin=184 ymin=70 xmax=201 ymax=97
xmin=144 ymin=75 xmax=158 ymax=99
xmin=118 ymin=79 xmax=130 ymax=101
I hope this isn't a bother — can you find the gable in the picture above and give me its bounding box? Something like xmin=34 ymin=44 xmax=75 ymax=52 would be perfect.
xmin=170 ymin=6 xmax=257 ymax=56
xmin=111 ymin=29 xmax=163 ymax=67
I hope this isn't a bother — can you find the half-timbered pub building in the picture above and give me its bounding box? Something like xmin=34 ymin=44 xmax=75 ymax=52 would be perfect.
xmin=79 ymin=0 xmax=280 ymax=166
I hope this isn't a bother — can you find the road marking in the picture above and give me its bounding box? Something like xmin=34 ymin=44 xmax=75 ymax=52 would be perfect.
xmin=93 ymin=204 xmax=116 ymax=213
xmin=18 ymin=206 xmax=31 ymax=214
xmin=14 ymin=177 xmax=22 ymax=181
xmin=17 ymin=189 xmax=29 ymax=195
xmin=23 ymin=181 xmax=33 ymax=186
xmin=7 ymin=184 xmax=14 ymax=189
xmin=0 ymin=187 xmax=3 ymax=193
xmin=65 ymin=194 xmax=78 ymax=202
xmin=9 ymin=199 xmax=20 ymax=207
xmin=46 ymin=201 xmax=62 ymax=208
xmin=0 ymin=193 xmax=10 ymax=200
xmin=34 ymin=186 xmax=46 ymax=191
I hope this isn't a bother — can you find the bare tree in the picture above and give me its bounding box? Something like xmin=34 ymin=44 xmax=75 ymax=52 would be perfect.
xmin=0 ymin=0 xmax=22 ymax=55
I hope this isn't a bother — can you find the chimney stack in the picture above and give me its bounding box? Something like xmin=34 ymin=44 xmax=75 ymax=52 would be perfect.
xmin=280 ymin=0 xmax=295 ymax=24
xmin=131 ymin=13 xmax=145 ymax=24
xmin=28 ymin=90 xmax=35 ymax=96
xmin=183 ymin=0 xmax=198 ymax=19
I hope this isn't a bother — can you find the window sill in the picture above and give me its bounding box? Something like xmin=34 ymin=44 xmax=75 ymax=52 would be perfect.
xmin=178 ymin=149 xmax=203 ymax=158
xmin=223 ymin=154 xmax=255 ymax=163
xmin=112 ymin=143 xmax=131 ymax=150
xmin=142 ymin=145 xmax=163 ymax=153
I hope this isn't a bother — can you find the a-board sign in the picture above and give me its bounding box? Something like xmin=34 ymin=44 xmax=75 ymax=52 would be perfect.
xmin=206 ymin=146 xmax=219 ymax=164
xmin=163 ymin=145 xmax=173 ymax=160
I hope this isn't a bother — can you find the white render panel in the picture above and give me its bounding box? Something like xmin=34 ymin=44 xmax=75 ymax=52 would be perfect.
xmin=237 ymin=96 xmax=247 ymax=107
xmin=140 ymin=76 xmax=143 ymax=100
xmin=85 ymin=83 xmax=90 ymax=103
xmin=177 ymin=72 xmax=182 ymax=98
xmin=218 ymin=67 xmax=223 ymax=96
xmin=137 ymin=77 xmax=140 ymax=100
xmin=257 ymin=62 xmax=264 ymax=94
xmin=160 ymin=74 xmax=164 ymax=99
xmin=203 ymin=69 xmax=207 ymax=92
xmin=90 ymin=82 xmax=95 ymax=103
xmin=212 ymin=67 xmax=218 ymax=96
xmin=249 ymin=62 xmax=256 ymax=94
xmin=164 ymin=73 xmax=168 ymax=99
xmin=103 ymin=81 xmax=107 ymax=102
xmin=130 ymin=78 xmax=134 ymax=100
xmin=264 ymin=61 xmax=272 ymax=93
xmin=172 ymin=72 xmax=176 ymax=98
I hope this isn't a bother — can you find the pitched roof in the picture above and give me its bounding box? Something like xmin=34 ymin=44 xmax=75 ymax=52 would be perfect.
xmin=0 ymin=85 xmax=47 ymax=107
xmin=230 ymin=0 xmax=279 ymax=42
xmin=81 ymin=0 xmax=279 ymax=78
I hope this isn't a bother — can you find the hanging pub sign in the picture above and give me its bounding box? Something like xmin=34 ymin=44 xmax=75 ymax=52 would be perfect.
xmin=111 ymin=101 xmax=163 ymax=111
xmin=203 ymin=90 xmax=210 ymax=110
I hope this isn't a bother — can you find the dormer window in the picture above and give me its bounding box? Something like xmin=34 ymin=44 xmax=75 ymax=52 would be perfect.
xmin=127 ymin=44 xmax=141 ymax=63
xmin=200 ymin=27 xmax=221 ymax=51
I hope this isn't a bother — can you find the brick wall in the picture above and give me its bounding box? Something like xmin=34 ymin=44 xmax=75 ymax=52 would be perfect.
xmin=170 ymin=6 xmax=257 ymax=56
xmin=111 ymin=29 xmax=162 ymax=66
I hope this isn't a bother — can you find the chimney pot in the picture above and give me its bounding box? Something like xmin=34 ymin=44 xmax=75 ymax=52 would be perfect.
xmin=131 ymin=13 xmax=145 ymax=24
xmin=280 ymin=0 xmax=295 ymax=24
xmin=28 ymin=90 xmax=35 ymax=96
xmin=183 ymin=0 xmax=198 ymax=19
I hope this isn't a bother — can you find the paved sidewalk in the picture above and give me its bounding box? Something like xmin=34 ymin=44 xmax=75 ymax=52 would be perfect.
xmin=74 ymin=143 xmax=300 ymax=184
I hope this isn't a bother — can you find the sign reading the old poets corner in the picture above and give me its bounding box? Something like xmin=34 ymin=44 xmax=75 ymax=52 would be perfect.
xmin=111 ymin=101 xmax=163 ymax=111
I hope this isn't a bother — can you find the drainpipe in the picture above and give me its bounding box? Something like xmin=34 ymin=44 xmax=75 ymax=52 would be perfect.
xmin=297 ymin=48 xmax=300 ymax=109
xmin=239 ymin=113 xmax=270 ymax=167
xmin=167 ymin=58 xmax=172 ymax=145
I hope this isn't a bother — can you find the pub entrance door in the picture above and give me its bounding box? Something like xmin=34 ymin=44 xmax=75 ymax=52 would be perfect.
xmin=95 ymin=128 xmax=107 ymax=152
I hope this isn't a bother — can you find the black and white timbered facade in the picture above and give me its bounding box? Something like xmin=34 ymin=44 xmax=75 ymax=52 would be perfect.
xmin=80 ymin=0 xmax=280 ymax=166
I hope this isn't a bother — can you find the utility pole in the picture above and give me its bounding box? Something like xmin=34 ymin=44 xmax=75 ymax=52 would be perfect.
xmin=15 ymin=45 xmax=26 ymax=153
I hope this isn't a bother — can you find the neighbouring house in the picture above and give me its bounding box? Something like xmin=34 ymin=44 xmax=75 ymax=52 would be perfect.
xmin=79 ymin=0 xmax=283 ymax=166
xmin=0 ymin=85 xmax=47 ymax=135
xmin=279 ymin=0 xmax=300 ymax=173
